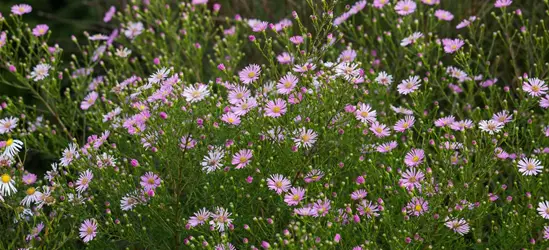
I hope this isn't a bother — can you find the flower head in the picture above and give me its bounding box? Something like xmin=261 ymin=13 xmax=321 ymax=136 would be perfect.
xmin=239 ymin=64 xmax=261 ymax=84
xmin=518 ymin=158 xmax=543 ymax=176
xmin=79 ymin=219 xmax=98 ymax=242
xmin=395 ymin=0 xmax=417 ymax=15
xmin=32 ymin=24 xmax=49 ymax=37
xmin=11 ymin=4 xmax=32 ymax=15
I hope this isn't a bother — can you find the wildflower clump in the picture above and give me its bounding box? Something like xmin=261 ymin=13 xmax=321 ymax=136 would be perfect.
xmin=0 ymin=0 xmax=549 ymax=249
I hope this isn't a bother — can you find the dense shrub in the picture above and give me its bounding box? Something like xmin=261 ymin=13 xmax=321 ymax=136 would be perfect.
xmin=1 ymin=0 xmax=549 ymax=249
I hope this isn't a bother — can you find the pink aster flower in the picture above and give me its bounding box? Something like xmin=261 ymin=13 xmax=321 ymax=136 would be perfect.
xmin=491 ymin=110 xmax=513 ymax=124
xmin=231 ymin=149 xmax=252 ymax=169
xmin=289 ymin=36 xmax=304 ymax=44
xmin=103 ymin=6 xmax=116 ymax=23
xmin=22 ymin=173 xmax=37 ymax=185
xmin=339 ymin=49 xmax=357 ymax=62
xmin=80 ymin=91 xmax=98 ymax=110
xmin=456 ymin=16 xmax=474 ymax=29
xmin=284 ymin=187 xmax=305 ymax=206
xmin=351 ymin=189 xmax=368 ymax=200
xmin=0 ymin=32 xmax=6 ymax=48
xmin=293 ymin=62 xmax=316 ymax=73
xmin=304 ymin=169 xmax=324 ymax=183
xmin=232 ymin=97 xmax=257 ymax=116
xmin=26 ymin=222 xmax=45 ymax=241
xmin=445 ymin=218 xmax=470 ymax=235
xmin=376 ymin=141 xmax=398 ymax=153
xmin=434 ymin=115 xmax=455 ymax=127
xmin=221 ymin=112 xmax=241 ymax=125
xmin=277 ymin=73 xmax=298 ymax=95
xmin=75 ymin=169 xmax=93 ymax=193
xmin=273 ymin=18 xmax=292 ymax=31
xmin=277 ymin=52 xmax=294 ymax=64
xmin=79 ymin=219 xmax=98 ymax=242
xmin=267 ymin=174 xmax=291 ymax=194
xmin=442 ymin=38 xmax=465 ymax=54
xmin=394 ymin=0 xmax=417 ymax=16
xmin=355 ymin=103 xmax=377 ymax=123
xmin=140 ymin=172 xmax=161 ymax=191
xmin=400 ymin=168 xmax=425 ymax=190
xmin=540 ymin=96 xmax=549 ymax=108
xmin=421 ymin=0 xmax=439 ymax=4
xmin=373 ymin=0 xmax=390 ymax=9
xmin=357 ymin=200 xmax=380 ymax=218
xmin=523 ymin=78 xmax=547 ymax=97
xmin=494 ymin=0 xmax=512 ymax=8
xmin=478 ymin=120 xmax=503 ymax=134
xmin=538 ymin=201 xmax=549 ymax=219
xmin=435 ymin=9 xmax=454 ymax=21
xmin=313 ymin=199 xmax=331 ymax=217
xmin=228 ymin=85 xmax=251 ymax=104
xmin=406 ymin=197 xmax=429 ymax=216
xmin=401 ymin=32 xmax=423 ymax=47
xmin=11 ymin=4 xmax=32 ymax=15
xmin=179 ymin=135 xmax=197 ymax=150
xmin=397 ymin=76 xmax=421 ymax=95
xmin=0 ymin=116 xmax=18 ymax=134
xmin=187 ymin=208 xmax=210 ymax=227
xmin=192 ymin=0 xmax=208 ymax=5
xmin=404 ymin=148 xmax=425 ymax=167
xmin=264 ymin=99 xmax=287 ymax=118
xmin=518 ymin=158 xmax=543 ymax=176
xmin=293 ymin=127 xmax=318 ymax=148
xmin=370 ymin=122 xmax=391 ymax=138
xmin=394 ymin=115 xmax=415 ymax=133
xmin=250 ymin=20 xmax=269 ymax=32
xmin=450 ymin=119 xmax=474 ymax=131
xmin=32 ymin=24 xmax=49 ymax=37
xmin=239 ymin=64 xmax=261 ymax=84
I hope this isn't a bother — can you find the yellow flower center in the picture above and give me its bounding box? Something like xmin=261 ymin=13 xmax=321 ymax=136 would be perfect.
xmin=415 ymin=204 xmax=422 ymax=212
xmin=239 ymin=156 xmax=247 ymax=163
xmin=147 ymin=178 xmax=155 ymax=184
xmin=412 ymin=156 xmax=419 ymax=162
xmin=527 ymin=164 xmax=535 ymax=171
xmin=228 ymin=117 xmax=235 ymax=123
xmin=301 ymin=134 xmax=310 ymax=142
xmin=275 ymin=181 xmax=283 ymax=188
xmin=26 ymin=187 xmax=36 ymax=195
xmin=6 ymin=139 xmax=13 ymax=146
xmin=293 ymin=194 xmax=300 ymax=201
xmin=247 ymin=72 xmax=256 ymax=78
xmin=1 ymin=174 xmax=11 ymax=183
xmin=284 ymin=81 xmax=292 ymax=88
xmin=361 ymin=111 xmax=369 ymax=117
xmin=272 ymin=106 xmax=281 ymax=113
xmin=532 ymin=85 xmax=540 ymax=92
